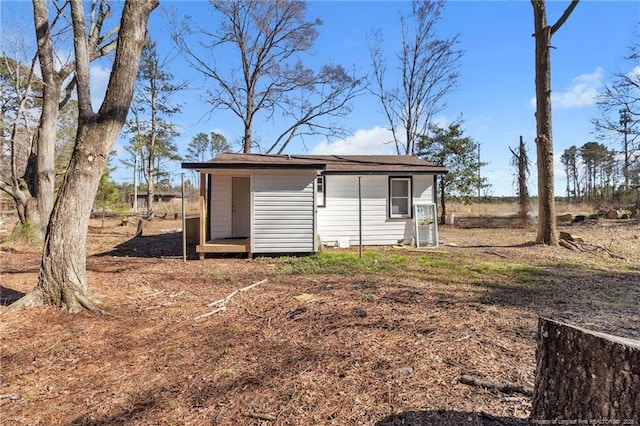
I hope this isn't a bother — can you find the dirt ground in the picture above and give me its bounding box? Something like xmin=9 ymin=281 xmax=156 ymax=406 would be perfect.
xmin=1 ymin=218 xmax=639 ymax=425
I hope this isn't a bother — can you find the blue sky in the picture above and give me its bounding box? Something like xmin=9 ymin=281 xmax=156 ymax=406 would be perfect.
xmin=3 ymin=1 xmax=640 ymax=196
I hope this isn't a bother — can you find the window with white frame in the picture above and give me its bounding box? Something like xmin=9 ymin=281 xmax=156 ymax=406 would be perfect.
xmin=316 ymin=175 xmax=325 ymax=207
xmin=389 ymin=177 xmax=412 ymax=218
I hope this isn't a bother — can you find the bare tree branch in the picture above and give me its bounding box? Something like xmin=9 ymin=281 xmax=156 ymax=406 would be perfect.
xmin=172 ymin=0 xmax=364 ymax=154
xmin=370 ymin=0 xmax=462 ymax=155
xmin=550 ymin=0 xmax=580 ymax=35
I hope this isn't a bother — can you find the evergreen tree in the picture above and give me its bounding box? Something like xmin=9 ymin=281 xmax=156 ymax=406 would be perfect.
xmin=186 ymin=132 xmax=229 ymax=162
xmin=416 ymin=121 xmax=488 ymax=224
xmin=126 ymin=38 xmax=184 ymax=217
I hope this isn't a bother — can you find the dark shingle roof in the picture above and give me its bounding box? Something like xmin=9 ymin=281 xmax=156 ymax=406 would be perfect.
xmin=182 ymin=153 xmax=447 ymax=174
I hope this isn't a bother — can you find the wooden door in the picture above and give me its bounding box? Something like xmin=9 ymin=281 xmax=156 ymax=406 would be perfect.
xmin=232 ymin=177 xmax=251 ymax=238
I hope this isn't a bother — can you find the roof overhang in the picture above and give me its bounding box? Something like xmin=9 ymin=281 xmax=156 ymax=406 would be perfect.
xmin=182 ymin=162 xmax=326 ymax=171
xmin=321 ymin=170 xmax=447 ymax=175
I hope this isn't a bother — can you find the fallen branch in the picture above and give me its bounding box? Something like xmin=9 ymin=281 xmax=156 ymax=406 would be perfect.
xmin=485 ymin=250 xmax=507 ymax=259
xmin=194 ymin=279 xmax=268 ymax=320
xmin=559 ymin=234 xmax=625 ymax=260
xmin=194 ymin=306 xmax=227 ymax=320
xmin=459 ymin=374 xmax=533 ymax=396
xmin=240 ymin=304 xmax=265 ymax=318
xmin=0 ymin=394 xmax=19 ymax=400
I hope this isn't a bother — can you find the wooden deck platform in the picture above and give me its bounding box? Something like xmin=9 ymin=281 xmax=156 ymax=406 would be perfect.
xmin=196 ymin=238 xmax=251 ymax=259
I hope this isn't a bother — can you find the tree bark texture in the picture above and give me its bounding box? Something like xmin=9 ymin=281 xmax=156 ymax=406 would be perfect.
xmin=32 ymin=0 xmax=61 ymax=238
xmin=531 ymin=317 xmax=640 ymax=422
xmin=531 ymin=1 xmax=558 ymax=245
xmin=32 ymin=0 xmax=158 ymax=312
xmin=439 ymin=177 xmax=446 ymax=225
xmin=517 ymin=135 xmax=529 ymax=226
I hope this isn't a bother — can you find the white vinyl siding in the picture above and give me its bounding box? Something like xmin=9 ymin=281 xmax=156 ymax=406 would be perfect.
xmin=252 ymin=170 xmax=316 ymax=253
xmin=317 ymin=174 xmax=434 ymax=246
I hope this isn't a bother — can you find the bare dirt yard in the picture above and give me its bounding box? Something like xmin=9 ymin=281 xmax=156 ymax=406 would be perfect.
xmin=1 ymin=218 xmax=639 ymax=425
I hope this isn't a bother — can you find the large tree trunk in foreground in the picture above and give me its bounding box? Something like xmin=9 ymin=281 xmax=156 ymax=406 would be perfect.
xmin=6 ymin=0 xmax=158 ymax=313
xmin=531 ymin=318 xmax=640 ymax=422
xmin=531 ymin=1 xmax=578 ymax=245
xmin=37 ymin=122 xmax=124 ymax=311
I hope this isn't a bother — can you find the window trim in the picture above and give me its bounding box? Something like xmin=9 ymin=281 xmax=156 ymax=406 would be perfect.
xmin=388 ymin=176 xmax=413 ymax=219
xmin=316 ymin=175 xmax=326 ymax=208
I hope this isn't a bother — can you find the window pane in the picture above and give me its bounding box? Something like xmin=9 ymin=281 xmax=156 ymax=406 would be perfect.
xmin=317 ymin=176 xmax=324 ymax=206
xmin=391 ymin=180 xmax=408 ymax=196
xmin=392 ymin=198 xmax=408 ymax=215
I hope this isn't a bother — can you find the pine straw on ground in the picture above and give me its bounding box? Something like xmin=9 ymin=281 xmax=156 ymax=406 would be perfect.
xmin=1 ymin=219 xmax=639 ymax=425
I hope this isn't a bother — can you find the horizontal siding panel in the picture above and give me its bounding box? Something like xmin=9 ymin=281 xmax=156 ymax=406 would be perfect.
xmin=254 ymin=227 xmax=313 ymax=234
xmin=254 ymin=214 xmax=313 ymax=220
xmin=254 ymin=235 xmax=312 ymax=241
xmin=255 ymin=192 xmax=313 ymax=203
xmin=254 ymin=202 xmax=311 ymax=208
xmin=254 ymin=241 xmax=314 ymax=248
xmin=252 ymin=170 xmax=315 ymax=253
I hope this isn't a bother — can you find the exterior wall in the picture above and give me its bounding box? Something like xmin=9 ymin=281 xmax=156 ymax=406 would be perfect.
xmin=252 ymin=170 xmax=316 ymax=253
xmin=316 ymin=174 xmax=434 ymax=247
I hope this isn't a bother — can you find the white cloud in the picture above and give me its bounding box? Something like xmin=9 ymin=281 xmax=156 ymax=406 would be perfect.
xmin=431 ymin=115 xmax=451 ymax=129
xmin=311 ymin=126 xmax=400 ymax=155
xmin=627 ymin=65 xmax=640 ymax=80
xmin=529 ymin=68 xmax=603 ymax=109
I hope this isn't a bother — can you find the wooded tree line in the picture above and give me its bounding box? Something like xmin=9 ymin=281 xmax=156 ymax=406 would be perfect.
xmin=560 ymin=142 xmax=638 ymax=204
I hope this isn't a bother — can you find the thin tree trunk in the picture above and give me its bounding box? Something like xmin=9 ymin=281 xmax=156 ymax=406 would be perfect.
xmin=439 ymin=178 xmax=446 ymax=225
xmin=147 ymin=139 xmax=155 ymax=217
xmin=517 ymin=136 xmax=529 ymax=226
xmin=243 ymin=120 xmax=252 ymax=153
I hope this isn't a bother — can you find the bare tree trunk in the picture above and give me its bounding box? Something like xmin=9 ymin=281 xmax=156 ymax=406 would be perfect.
xmin=32 ymin=0 xmax=62 ymax=238
xmin=36 ymin=124 xmax=112 ymax=312
xmin=147 ymin=140 xmax=155 ymax=218
xmin=531 ymin=317 xmax=640 ymax=422
xmin=243 ymin=120 xmax=252 ymax=153
xmin=531 ymin=0 xmax=578 ymax=245
xmin=5 ymin=0 xmax=158 ymax=313
xmin=516 ymin=136 xmax=530 ymax=226
xmin=439 ymin=178 xmax=446 ymax=225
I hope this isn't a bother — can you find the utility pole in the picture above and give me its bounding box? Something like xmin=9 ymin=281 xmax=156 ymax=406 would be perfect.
xmin=133 ymin=154 xmax=138 ymax=213
xmin=477 ymin=143 xmax=481 ymax=201
xmin=619 ymin=108 xmax=630 ymax=190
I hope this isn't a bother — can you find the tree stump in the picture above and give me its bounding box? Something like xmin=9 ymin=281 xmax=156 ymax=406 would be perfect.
xmin=136 ymin=218 xmax=147 ymax=237
xmin=531 ymin=318 xmax=640 ymax=422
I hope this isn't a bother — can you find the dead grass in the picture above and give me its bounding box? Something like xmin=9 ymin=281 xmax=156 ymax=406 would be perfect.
xmin=1 ymin=217 xmax=639 ymax=425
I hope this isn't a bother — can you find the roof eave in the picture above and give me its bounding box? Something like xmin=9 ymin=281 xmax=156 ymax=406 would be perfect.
xmin=322 ymin=170 xmax=448 ymax=175
xmin=181 ymin=162 xmax=326 ymax=170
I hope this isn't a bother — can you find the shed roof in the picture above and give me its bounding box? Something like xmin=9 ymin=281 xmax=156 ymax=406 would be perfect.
xmin=182 ymin=153 xmax=447 ymax=174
